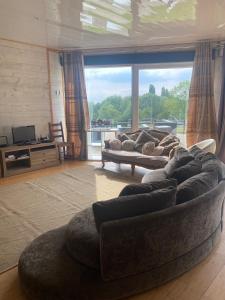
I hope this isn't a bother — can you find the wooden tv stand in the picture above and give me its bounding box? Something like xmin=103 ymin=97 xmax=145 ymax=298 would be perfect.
xmin=0 ymin=142 xmax=60 ymax=177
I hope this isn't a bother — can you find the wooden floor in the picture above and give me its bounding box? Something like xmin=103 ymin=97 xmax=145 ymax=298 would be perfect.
xmin=0 ymin=161 xmax=225 ymax=300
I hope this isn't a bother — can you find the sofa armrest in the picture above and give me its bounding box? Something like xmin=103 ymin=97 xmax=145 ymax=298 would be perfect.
xmin=100 ymin=181 xmax=225 ymax=281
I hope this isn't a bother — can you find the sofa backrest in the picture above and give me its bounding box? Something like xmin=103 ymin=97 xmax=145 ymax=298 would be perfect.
xmin=100 ymin=180 xmax=225 ymax=281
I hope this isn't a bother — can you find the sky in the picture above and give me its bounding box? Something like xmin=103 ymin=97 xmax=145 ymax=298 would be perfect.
xmin=84 ymin=66 xmax=193 ymax=103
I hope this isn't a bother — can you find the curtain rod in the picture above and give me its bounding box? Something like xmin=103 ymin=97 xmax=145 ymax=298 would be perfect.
xmin=59 ymin=39 xmax=225 ymax=55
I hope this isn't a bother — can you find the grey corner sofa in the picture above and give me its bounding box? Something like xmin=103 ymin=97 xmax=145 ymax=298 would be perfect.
xmin=102 ymin=129 xmax=178 ymax=175
xmin=18 ymin=146 xmax=225 ymax=300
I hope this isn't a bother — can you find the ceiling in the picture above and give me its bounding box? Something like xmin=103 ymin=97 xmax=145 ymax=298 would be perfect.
xmin=0 ymin=0 xmax=225 ymax=50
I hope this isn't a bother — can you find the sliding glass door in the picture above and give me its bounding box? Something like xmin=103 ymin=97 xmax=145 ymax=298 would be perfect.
xmin=85 ymin=66 xmax=132 ymax=159
xmin=138 ymin=66 xmax=193 ymax=145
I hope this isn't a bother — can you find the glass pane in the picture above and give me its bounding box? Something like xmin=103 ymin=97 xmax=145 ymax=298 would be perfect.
xmin=85 ymin=66 xmax=132 ymax=160
xmin=139 ymin=67 xmax=192 ymax=146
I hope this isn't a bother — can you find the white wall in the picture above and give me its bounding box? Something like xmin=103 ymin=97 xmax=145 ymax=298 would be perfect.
xmin=0 ymin=39 xmax=51 ymax=143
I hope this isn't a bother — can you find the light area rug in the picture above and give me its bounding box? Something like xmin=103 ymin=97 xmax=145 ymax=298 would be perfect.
xmin=0 ymin=165 xmax=139 ymax=274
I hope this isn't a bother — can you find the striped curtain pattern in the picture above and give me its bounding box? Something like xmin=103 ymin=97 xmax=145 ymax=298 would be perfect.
xmin=186 ymin=41 xmax=217 ymax=147
xmin=62 ymin=51 xmax=90 ymax=160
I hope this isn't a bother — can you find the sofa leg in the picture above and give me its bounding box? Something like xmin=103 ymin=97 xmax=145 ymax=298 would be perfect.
xmin=131 ymin=164 xmax=135 ymax=176
xmin=102 ymin=160 xmax=105 ymax=168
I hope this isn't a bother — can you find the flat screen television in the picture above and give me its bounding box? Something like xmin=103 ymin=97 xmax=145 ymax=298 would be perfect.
xmin=12 ymin=125 xmax=36 ymax=144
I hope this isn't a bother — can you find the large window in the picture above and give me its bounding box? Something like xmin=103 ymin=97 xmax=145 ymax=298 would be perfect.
xmin=84 ymin=63 xmax=193 ymax=159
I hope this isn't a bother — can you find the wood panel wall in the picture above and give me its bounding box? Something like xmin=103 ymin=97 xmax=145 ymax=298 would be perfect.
xmin=48 ymin=51 xmax=66 ymax=136
xmin=0 ymin=39 xmax=51 ymax=143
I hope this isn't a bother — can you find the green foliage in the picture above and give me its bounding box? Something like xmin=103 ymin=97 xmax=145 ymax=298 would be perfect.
xmin=89 ymin=80 xmax=190 ymax=124
xmin=149 ymin=84 xmax=156 ymax=94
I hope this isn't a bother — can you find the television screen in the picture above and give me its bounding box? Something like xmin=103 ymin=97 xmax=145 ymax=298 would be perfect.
xmin=12 ymin=126 xmax=36 ymax=144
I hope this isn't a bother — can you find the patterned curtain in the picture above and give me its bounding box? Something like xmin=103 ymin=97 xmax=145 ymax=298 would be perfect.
xmin=217 ymin=46 xmax=225 ymax=162
xmin=186 ymin=41 xmax=217 ymax=147
xmin=62 ymin=51 xmax=90 ymax=160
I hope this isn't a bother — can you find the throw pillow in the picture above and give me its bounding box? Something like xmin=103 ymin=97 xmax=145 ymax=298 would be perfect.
xmin=162 ymin=141 xmax=180 ymax=156
xmin=117 ymin=133 xmax=130 ymax=142
xmin=135 ymin=130 xmax=160 ymax=152
xmin=142 ymin=141 xmax=155 ymax=155
xmin=150 ymin=146 xmax=164 ymax=156
xmin=109 ymin=139 xmax=122 ymax=150
xmin=201 ymin=156 xmax=225 ymax=181
xmin=159 ymin=134 xmax=179 ymax=147
xmin=165 ymin=147 xmax=194 ymax=176
xmin=93 ymin=186 xmax=177 ymax=231
xmin=104 ymin=140 xmax=110 ymax=149
xmin=146 ymin=129 xmax=169 ymax=141
xmin=176 ymin=171 xmax=218 ymax=205
xmin=119 ymin=178 xmax=177 ymax=196
xmin=121 ymin=140 xmax=136 ymax=151
xmin=169 ymin=160 xmax=202 ymax=184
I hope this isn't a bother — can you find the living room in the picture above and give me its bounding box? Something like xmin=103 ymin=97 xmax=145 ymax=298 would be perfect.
xmin=0 ymin=1 xmax=225 ymax=300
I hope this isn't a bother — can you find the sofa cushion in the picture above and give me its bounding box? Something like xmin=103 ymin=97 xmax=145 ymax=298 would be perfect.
xmin=146 ymin=129 xmax=169 ymax=141
xmin=119 ymin=178 xmax=177 ymax=196
xmin=142 ymin=141 xmax=155 ymax=155
xmin=159 ymin=134 xmax=179 ymax=147
xmin=109 ymin=139 xmax=122 ymax=150
xmin=162 ymin=141 xmax=180 ymax=156
xmin=165 ymin=147 xmax=194 ymax=176
xmin=118 ymin=133 xmax=130 ymax=142
xmin=170 ymin=160 xmax=202 ymax=184
xmin=93 ymin=187 xmax=177 ymax=231
xmin=121 ymin=140 xmax=136 ymax=151
xmin=135 ymin=130 xmax=160 ymax=152
xmin=142 ymin=168 xmax=167 ymax=183
xmin=176 ymin=171 xmax=218 ymax=204
xmin=201 ymin=154 xmax=225 ymax=182
xmin=66 ymin=207 xmax=100 ymax=269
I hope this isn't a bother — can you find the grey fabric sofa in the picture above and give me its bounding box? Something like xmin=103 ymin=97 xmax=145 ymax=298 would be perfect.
xmin=18 ymin=148 xmax=225 ymax=300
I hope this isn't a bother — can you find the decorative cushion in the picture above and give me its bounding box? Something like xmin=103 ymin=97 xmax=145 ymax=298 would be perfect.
xmin=201 ymin=154 xmax=225 ymax=181
xmin=146 ymin=129 xmax=169 ymax=141
xmin=159 ymin=134 xmax=179 ymax=147
xmin=150 ymin=146 xmax=164 ymax=156
xmin=117 ymin=133 xmax=130 ymax=142
xmin=104 ymin=140 xmax=110 ymax=149
xmin=135 ymin=130 xmax=160 ymax=152
xmin=66 ymin=208 xmax=100 ymax=269
xmin=93 ymin=186 xmax=177 ymax=231
xmin=142 ymin=168 xmax=167 ymax=183
xmin=162 ymin=141 xmax=180 ymax=156
xmin=176 ymin=171 xmax=218 ymax=204
xmin=109 ymin=139 xmax=122 ymax=150
xmin=128 ymin=132 xmax=140 ymax=141
xmin=142 ymin=141 xmax=155 ymax=155
xmin=169 ymin=160 xmax=202 ymax=184
xmin=119 ymin=178 xmax=177 ymax=197
xmin=121 ymin=140 xmax=136 ymax=151
xmin=165 ymin=147 xmax=194 ymax=176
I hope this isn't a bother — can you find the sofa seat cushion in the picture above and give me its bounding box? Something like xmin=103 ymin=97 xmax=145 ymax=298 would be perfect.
xmin=119 ymin=178 xmax=177 ymax=196
xmin=176 ymin=171 xmax=218 ymax=204
xmin=135 ymin=155 xmax=169 ymax=168
xmin=93 ymin=187 xmax=177 ymax=231
xmin=66 ymin=208 xmax=100 ymax=269
xmin=102 ymin=149 xmax=169 ymax=168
